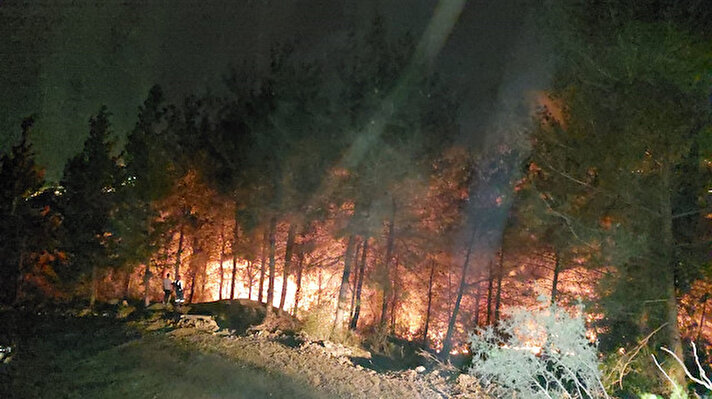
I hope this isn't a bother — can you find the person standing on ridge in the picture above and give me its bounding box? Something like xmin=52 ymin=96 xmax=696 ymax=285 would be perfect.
xmin=162 ymin=273 xmax=173 ymax=304
xmin=174 ymin=275 xmax=185 ymax=304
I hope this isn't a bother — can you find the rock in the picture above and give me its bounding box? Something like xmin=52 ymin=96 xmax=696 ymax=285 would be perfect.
xmin=349 ymin=347 xmax=372 ymax=359
xmin=147 ymin=303 xmax=166 ymax=311
xmin=310 ymin=375 xmax=321 ymax=386
xmin=456 ymin=373 xmax=477 ymax=386
xmin=146 ymin=320 xmax=168 ymax=331
xmin=415 ymin=366 xmax=426 ymax=373
xmin=175 ymin=305 xmax=191 ymax=314
xmin=453 ymin=373 xmax=480 ymax=396
xmin=116 ymin=305 xmax=136 ymax=319
xmin=0 ymin=346 xmax=12 ymax=364
xmin=177 ymin=314 xmax=219 ymax=332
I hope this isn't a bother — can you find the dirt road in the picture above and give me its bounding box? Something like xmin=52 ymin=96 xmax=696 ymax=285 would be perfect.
xmin=0 ymin=310 xmax=454 ymax=399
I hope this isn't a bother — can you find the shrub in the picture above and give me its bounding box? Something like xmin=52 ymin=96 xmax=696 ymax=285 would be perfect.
xmin=363 ymin=323 xmax=391 ymax=355
xmin=301 ymin=304 xmax=334 ymax=341
xmin=468 ymin=302 xmax=609 ymax=399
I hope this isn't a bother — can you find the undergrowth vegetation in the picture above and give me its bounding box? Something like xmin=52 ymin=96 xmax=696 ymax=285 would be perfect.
xmin=468 ymin=302 xmax=609 ymax=399
xmin=467 ymin=303 xmax=712 ymax=399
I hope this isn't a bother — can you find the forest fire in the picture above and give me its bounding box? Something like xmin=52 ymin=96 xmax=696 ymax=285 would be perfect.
xmin=94 ymin=225 xmax=609 ymax=355
xmin=3 ymin=2 xmax=712 ymax=397
xmin=202 ymin=259 xmax=344 ymax=314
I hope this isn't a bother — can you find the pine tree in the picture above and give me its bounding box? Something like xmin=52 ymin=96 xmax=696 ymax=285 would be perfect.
xmin=114 ymin=85 xmax=175 ymax=302
xmin=0 ymin=117 xmax=46 ymax=304
xmin=59 ymin=107 xmax=120 ymax=306
xmin=533 ymin=2 xmax=712 ymax=390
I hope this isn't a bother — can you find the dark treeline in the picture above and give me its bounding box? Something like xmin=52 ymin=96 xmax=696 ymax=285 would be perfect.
xmin=2 ymin=3 xmax=712 ymax=396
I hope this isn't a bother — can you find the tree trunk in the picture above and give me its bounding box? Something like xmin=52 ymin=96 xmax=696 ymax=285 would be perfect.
xmin=258 ymin=228 xmax=267 ymax=303
xmin=247 ymin=261 xmax=253 ymax=300
xmin=13 ymin=242 xmax=26 ymax=305
xmin=230 ymin=221 xmax=240 ymax=300
xmin=494 ymin=249 xmax=504 ymax=323
xmin=473 ymin=279 xmax=482 ymax=328
xmin=390 ymin=257 xmax=399 ymax=334
xmin=660 ymin=162 xmax=685 ymax=386
xmin=380 ymin=198 xmax=397 ymax=325
xmin=219 ymin=223 xmax=226 ymax=300
xmin=9 ymin=200 xmax=20 ymax=305
xmin=266 ymin=215 xmax=277 ymax=310
xmin=123 ymin=268 xmax=132 ymax=299
xmin=279 ymin=223 xmax=297 ymax=311
xmin=317 ymin=267 xmax=323 ymax=306
xmin=333 ymin=235 xmax=356 ymax=337
xmin=350 ymin=237 xmax=369 ymax=330
xmin=423 ymin=260 xmax=436 ymax=347
xmin=697 ymin=300 xmax=707 ymax=343
xmin=292 ymin=251 xmax=305 ymax=317
xmin=174 ymin=225 xmax=184 ymax=279
xmin=189 ymin=236 xmax=203 ymax=304
xmin=142 ymin=263 xmax=151 ymax=307
xmin=349 ymin=241 xmax=362 ymax=320
xmin=441 ymin=227 xmax=477 ymax=357
xmin=551 ymin=249 xmax=560 ymax=305
xmin=200 ymin=251 xmax=209 ymax=301
xmin=90 ymin=264 xmax=99 ymax=308
xmin=188 ymin=269 xmax=197 ymax=304
xmin=486 ymin=262 xmax=494 ymax=325
xmin=447 ymin=268 xmax=453 ymax=315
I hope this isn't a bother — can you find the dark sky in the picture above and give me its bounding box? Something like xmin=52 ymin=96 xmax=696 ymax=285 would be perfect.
xmin=0 ymin=0 xmax=546 ymax=181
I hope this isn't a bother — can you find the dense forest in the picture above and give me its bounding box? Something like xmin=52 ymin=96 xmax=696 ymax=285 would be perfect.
xmin=2 ymin=1 xmax=712 ymax=397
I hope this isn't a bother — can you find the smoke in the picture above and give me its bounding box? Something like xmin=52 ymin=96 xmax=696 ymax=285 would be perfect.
xmin=1 ymin=0 xmax=550 ymax=186
xmin=460 ymin=4 xmax=553 ymax=269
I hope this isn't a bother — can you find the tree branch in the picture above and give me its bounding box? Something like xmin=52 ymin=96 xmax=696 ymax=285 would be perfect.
xmin=538 ymin=160 xmax=660 ymax=217
xmin=672 ymin=208 xmax=710 ymax=219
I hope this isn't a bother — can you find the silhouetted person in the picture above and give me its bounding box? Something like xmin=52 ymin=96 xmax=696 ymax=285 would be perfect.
xmin=173 ymin=275 xmax=184 ymax=304
xmin=162 ymin=273 xmax=173 ymax=304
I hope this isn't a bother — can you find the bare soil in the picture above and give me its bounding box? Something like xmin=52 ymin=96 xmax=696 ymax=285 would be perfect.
xmin=0 ymin=304 xmax=481 ymax=399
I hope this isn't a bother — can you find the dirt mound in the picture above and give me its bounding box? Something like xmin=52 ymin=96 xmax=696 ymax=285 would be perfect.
xmin=176 ymin=314 xmax=220 ymax=332
xmin=187 ymin=299 xmax=300 ymax=334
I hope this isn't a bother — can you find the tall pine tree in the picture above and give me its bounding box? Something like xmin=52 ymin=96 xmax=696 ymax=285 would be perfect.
xmin=0 ymin=117 xmax=46 ymax=304
xmin=60 ymin=107 xmax=119 ymax=306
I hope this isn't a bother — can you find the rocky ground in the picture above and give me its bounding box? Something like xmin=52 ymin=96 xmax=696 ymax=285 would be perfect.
xmin=0 ymin=303 xmax=485 ymax=399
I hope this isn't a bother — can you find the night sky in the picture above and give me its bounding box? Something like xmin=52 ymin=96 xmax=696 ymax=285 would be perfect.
xmin=0 ymin=0 xmax=546 ymax=181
